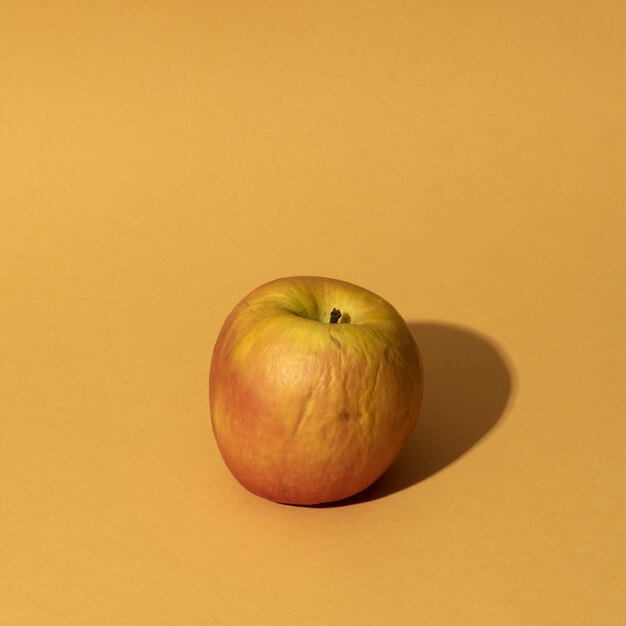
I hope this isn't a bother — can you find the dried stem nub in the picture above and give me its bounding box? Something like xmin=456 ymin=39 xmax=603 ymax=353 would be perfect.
xmin=329 ymin=308 xmax=342 ymax=324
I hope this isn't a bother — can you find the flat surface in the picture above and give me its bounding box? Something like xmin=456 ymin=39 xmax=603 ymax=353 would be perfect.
xmin=1 ymin=2 xmax=625 ymax=624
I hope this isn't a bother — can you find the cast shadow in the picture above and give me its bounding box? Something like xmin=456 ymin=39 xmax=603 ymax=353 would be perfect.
xmin=319 ymin=321 xmax=514 ymax=506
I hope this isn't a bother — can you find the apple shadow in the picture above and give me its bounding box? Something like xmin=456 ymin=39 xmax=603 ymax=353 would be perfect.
xmin=317 ymin=321 xmax=515 ymax=507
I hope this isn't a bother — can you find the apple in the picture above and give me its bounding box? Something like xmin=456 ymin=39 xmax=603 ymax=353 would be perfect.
xmin=209 ymin=276 xmax=423 ymax=505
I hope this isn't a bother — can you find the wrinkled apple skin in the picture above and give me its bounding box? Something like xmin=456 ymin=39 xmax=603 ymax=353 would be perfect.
xmin=209 ymin=276 xmax=423 ymax=505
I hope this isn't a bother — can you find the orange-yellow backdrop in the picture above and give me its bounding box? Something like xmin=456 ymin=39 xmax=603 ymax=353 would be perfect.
xmin=2 ymin=2 xmax=625 ymax=624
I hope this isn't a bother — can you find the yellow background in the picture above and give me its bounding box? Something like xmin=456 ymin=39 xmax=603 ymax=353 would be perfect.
xmin=2 ymin=2 xmax=625 ymax=624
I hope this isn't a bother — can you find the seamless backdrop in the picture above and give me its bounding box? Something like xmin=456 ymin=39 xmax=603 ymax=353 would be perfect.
xmin=1 ymin=2 xmax=625 ymax=624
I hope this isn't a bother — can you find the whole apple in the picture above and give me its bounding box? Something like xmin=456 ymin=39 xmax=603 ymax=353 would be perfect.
xmin=209 ymin=276 xmax=423 ymax=505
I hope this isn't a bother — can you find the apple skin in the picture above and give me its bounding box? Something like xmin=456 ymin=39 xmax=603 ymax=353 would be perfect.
xmin=209 ymin=276 xmax=423 ymax=505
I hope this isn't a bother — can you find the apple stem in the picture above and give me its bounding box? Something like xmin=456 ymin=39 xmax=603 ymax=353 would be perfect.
xmin=330 ymin=308 xmax=342 ymax=324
